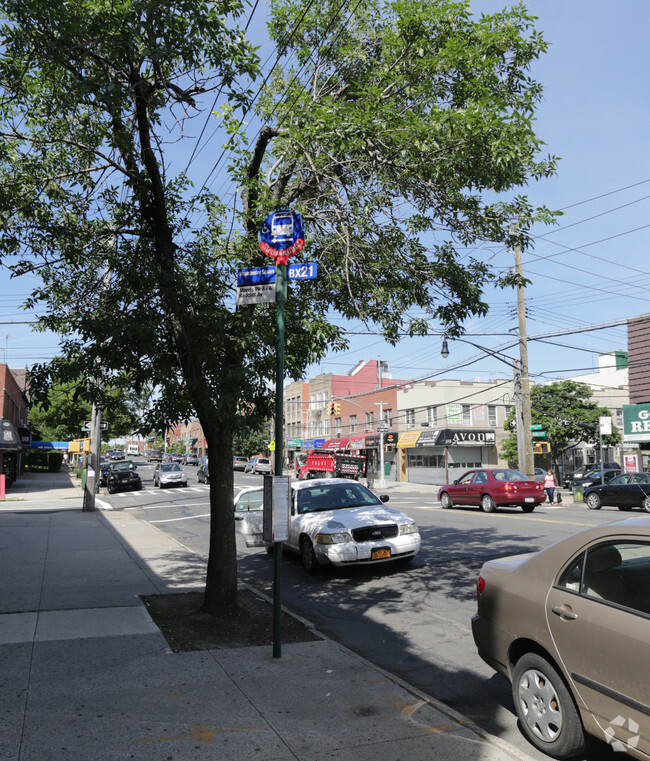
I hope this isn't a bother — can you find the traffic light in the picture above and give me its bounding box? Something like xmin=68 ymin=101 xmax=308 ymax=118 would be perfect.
xmin=328 ymin=401 xmax=336 ymax=416
xmin=534 ymin=442 xmax=551 ymax=454
xmin=334 ymin=402 xmax=341 ymax=416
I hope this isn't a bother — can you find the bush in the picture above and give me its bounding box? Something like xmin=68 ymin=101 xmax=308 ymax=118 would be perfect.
xmin=25 ymin=449 xmax=65 ymax=472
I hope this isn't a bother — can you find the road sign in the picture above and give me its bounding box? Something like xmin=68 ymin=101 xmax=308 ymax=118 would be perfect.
xmin=509 ymin=419 xmax=517 ymax=429
xmin=237 ymin=266 xmax=276 ymax=286
xmin=258 ymin=208 xmax=305 ymax=264
xmin=288 ymin=262 xmax=317 ymax=280
xmin=530 ymin=424 xmax=543 ymax=430
xmin=378 ymin=424 xmax=389 ymax=433
xmin=84 ymin=421 xmax=91 ymax=429
xmin=532 ymin=431 xmax=547 ymax=438
xmin=236 ymin=283 xmax=276 ymax=306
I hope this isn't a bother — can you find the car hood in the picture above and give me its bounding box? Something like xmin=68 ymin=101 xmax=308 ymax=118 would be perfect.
xmin=296 ymin=505 xmax=412 ymax=532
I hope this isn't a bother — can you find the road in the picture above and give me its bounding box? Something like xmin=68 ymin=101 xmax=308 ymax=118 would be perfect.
xmin=103 ymin=459 xmax=623 ymax=761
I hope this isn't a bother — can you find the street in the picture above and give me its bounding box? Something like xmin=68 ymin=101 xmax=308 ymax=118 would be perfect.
xmin=102 ymin=460 xmax=624 ymax=761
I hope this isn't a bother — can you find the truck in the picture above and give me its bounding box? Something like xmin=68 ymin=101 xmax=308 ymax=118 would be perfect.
xmin=297 ymin=448 xmax=367 ymax=481
xmin=126 ymin=444 xmax=139 ymax=456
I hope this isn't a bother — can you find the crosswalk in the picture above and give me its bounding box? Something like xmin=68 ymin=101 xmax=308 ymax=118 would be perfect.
xmin=109 ymin=485 xmax=209 ymax=497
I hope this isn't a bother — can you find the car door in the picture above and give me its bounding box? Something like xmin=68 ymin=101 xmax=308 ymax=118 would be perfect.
xmin=448 ymin=471 xmax=476 ymax=505
xmin=598 ymin=474 xmax=630 ymax=507
xmin=465 ymin=471 xmax=488 ymax=506
xmin=546 ymin=541 xmax=650 ymax=755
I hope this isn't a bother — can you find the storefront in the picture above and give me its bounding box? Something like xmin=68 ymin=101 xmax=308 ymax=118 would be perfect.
xmin=396 ymin=428 xmax=497 ymax=485
xmin=364 ymin=432 xmax=398 ymax=476
xmin=0 ymin=419 xmax=23 ymax=488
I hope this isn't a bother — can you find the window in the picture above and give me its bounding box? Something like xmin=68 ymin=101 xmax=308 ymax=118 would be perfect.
xmin=462 ymin=404 xmax=471 ymax=425
xmin=427 ymin=406 xmax=437 ymax=424
xmin=405 ymin=409 xmax=415 ymax=429
xmin=504 ymin=404 xmax=513 ymax=419
xmin=384 ymin=409 xmax=392 ymax=426
xmin=350 ymin=415 xmax=357 ymax=433
xmin=558 ymin=541 xmax=650 ymax=614
xmin=488 ymin=405 xmax=497 ymax=426
xmin=616 ymin=408 xmax=624 ymax=428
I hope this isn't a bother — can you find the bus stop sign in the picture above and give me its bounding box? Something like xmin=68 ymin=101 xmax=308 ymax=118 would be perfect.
xmin=258 ymin=209 xmax=305 ymax=265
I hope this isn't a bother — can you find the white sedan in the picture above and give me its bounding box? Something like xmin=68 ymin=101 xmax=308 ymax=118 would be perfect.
xmin=267 ymin=478 xmax=420 ymax=574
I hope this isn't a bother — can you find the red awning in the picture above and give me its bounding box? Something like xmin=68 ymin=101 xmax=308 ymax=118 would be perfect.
xmin=347 ymin=435 xmax=366 ymax=450
xmin=321 ymin=438 xmax=350 ymax=450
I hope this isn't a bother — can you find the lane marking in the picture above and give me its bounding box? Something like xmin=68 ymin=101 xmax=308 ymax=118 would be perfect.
xmin=149 ymin=513 xmax=210 ymax=524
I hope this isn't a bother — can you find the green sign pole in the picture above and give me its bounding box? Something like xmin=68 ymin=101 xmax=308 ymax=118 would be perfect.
xmin=273 ymin=262 xmax=287 ymax=658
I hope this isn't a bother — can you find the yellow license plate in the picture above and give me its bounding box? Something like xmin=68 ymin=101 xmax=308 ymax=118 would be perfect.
xmin=372 ymin=548 xmax=391 ymax=560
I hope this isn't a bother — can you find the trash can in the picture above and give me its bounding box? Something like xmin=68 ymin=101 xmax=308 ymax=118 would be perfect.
xmin=573 ymin=484 xmax=584 ymax=502
xmin=384 ymin=462 xmax=391 ymax=476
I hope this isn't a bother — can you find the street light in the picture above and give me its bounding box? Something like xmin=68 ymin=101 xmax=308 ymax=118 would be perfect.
xmin=440 ymin=335 xmax=533 ymax=477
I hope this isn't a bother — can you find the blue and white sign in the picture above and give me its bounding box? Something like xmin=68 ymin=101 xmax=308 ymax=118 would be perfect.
xmin=288 ymin=262 xmax=317 ymax=280
xmin=259 ymin=208 xmax=305 ymax=263
xmin=237 ymin=266 xmax=276 ymax=286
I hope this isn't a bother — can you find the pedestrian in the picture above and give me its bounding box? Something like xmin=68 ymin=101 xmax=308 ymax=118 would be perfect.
xmin=544 ymin=469 xmax=556 ymax=504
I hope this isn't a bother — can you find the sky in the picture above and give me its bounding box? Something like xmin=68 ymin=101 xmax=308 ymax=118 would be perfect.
xmin=1 ymin=0 xmax=649 ymax=392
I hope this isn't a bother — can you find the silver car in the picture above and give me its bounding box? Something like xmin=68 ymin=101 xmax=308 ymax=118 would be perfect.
xmin=472 ymin=515 xmax=650 ymax=759
xmin=153 ymin=462 xmax=188 ymax=488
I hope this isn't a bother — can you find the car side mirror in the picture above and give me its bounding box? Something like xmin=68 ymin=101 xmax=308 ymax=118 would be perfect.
xmin=453 ymin=479 xmax=460 ymax=485
xmin=379 ymin=494 xmax=389 ymax=503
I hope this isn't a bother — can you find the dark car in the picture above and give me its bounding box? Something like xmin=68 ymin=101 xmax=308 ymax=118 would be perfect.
xmin=583 ymin=472 xmax=650 ymax=511
xmin=105 ymin=461 xmax=142 ymax=494
xmin=572 ymin=468 xmax=621 ymax=491
xmin=438 ymin=468 xmax=546 ymax=513
xmin=197 ymin=461 xmax=209 ymax=484
xmin=472 ymin=516 xmax=650 ymax=760
xmin=147 ymin=449 xmax=163 ymax=462
xmin=106 ymin=449 xmax=125 ymax=460
xmin=564 ymin=462 xmax=620 ymax=488
xmin=99 ymin=458 xmax=111 ymax=486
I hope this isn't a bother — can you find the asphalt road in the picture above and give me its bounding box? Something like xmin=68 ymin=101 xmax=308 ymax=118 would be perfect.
xmin=103 ymin=461 xmax=625 ymax=761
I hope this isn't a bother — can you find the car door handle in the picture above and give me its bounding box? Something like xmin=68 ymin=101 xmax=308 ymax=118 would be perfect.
xmin=551 ymin=605 xmax=578 ymax=620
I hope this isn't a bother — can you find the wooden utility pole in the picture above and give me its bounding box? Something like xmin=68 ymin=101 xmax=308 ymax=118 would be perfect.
xmin=513 ymin=229 xmax=534 ymax=478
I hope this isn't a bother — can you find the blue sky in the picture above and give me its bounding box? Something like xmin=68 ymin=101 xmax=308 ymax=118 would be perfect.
xmin=2 ymin=0 xmax=649 ymax=391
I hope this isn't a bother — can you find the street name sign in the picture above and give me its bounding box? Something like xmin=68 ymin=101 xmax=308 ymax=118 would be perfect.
xmin=237 ymin=263 xmax=318 ymax=285
xmin=532 ymin=431 xmax=547 ymax=438
xmin=530 ymin=424 xmax=543 ymax=430
xmin=236 ymin=283 xmax=276 ymax=306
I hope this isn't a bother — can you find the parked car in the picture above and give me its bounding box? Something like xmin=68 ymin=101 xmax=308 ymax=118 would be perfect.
xmin=233 ymin=456 xmax=248 ymax=471
xmin=533 ymin=467 xmax=546 ymax=484
xmin=106 ymin=449 xmax=125 ymax=460
xmin=572 ymin=468 xmax=621 ymax=491
xmin=98 ymin=458 xmax=111 ymax=486
xmin=437 ymin=468 xmax=546 ymax=513
xmin=197 ymin=461 xmax=209 ymax=484
xmin=472 ymin=515 xmax=650 ymax=760
xmin=183 ymin=453 xmax=199 ymax=466
xmin=153 ymin=462 xmax=188 ymax=488
xmin=105 ymin=461 xmax=142 ymax=494
xmin=583 ymin=472 xmax=650 ymax=511
xmin=245 ymin=456 xmax=272 ymax=474
xmin=147 ymin=449 xmax=163 ymax=462
xmin=264 ymin=478 xmax=421 ymax=574
xmin=234 ymin=486 xmax=264 ymax=546
xmin=564 ymin=462 xmax=620 ymax=489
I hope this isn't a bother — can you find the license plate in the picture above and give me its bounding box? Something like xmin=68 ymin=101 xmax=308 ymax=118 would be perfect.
xmin=372 ymin=548 xmax=391 ymax=560
xmin=525 ymin=497 xmax=534 ymax=502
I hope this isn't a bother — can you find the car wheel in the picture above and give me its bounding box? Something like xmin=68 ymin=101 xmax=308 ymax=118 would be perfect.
xmin=440 ymin=492 xmax=453 ymax=509
xmin=512 ymin=652 xmax=589 ymax=759
xmin=481 ymin=494 xmax=496 ymax=513
xmin=643 ymin=495 xmax=650 ymax=513
xmin=521 ymin=504 xmax=536 ymax=513
xmin=107 ymin=485 xmax=114 ymax=494
xmin=300 ymin=537 xmax=319 ymax=575
xmin=585 ymin=492 xmax=602 ymax=510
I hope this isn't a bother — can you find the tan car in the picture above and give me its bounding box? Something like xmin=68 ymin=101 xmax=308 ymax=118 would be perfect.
xmin=472 ymin=515 xmax=650 ymax=759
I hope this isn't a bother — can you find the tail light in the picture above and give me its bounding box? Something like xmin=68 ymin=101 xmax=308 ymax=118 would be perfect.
xmin=504 ymin=482 xmax=514 ymax=492
xmin=476 ymin=575 xmax=486 ymax=597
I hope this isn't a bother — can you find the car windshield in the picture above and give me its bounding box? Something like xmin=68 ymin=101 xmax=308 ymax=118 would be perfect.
xmin=492 ymin=469 xmax=528 ymax=482
xmin=161 ymin=463 xmax=182 ymax=472
xmin=111 ymin=462 xmax=135 ymax=471
xmin=296 ymin=483 xmax=380 ymax=514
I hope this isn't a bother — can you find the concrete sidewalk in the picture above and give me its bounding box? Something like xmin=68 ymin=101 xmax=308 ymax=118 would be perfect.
xmin=0 ymin=472 xmax=536 ymax=761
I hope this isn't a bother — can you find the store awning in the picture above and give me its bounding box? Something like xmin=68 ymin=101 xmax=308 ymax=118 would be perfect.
xmin=0 ymin=419 xmax=23 ymax=452
xmin=321 ymin=438 xmax=350 ymax=450
xmin=347 ymin=435 xmax=366 ymax=450
xmin=396 ymin=431 xmax=422 ymax=449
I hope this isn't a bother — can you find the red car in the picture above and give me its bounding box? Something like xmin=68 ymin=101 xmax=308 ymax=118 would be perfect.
xmin=438 ymin=468 xmax=546 ymax=513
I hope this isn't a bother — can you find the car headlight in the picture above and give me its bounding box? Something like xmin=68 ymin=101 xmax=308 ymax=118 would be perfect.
xmin=582 ymin=481 xmax=593 ymax=488
xmin=399 ymin=522 xmax=418 ymax=535
xmin=315 ymin=532 xmax=351 ymax=544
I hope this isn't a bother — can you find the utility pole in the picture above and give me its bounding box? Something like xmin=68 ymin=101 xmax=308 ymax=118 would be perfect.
xmin=375 ymin=401 xmax=386 ymax=489
xmin=513 ymin=227 xmax=534 ymax=479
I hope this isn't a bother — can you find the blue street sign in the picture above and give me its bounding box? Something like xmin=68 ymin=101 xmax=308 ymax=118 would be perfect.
xmin=237 ymin=266 xmax=276 ymax=286
xmin=259 ymin=208 xmax=305 ymax=262
xmin=288 ymin=262 xmax=317 ymax=280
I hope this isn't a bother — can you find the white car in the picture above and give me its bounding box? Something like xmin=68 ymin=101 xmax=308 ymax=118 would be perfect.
xmin=266 ymin=478 xmax=421 ymax=574
xmin=234 ymin=486 xmax=264 ymax=547
xmin=245 ymin=456 xmax=272 ymax=474
xmin=153 ymin=462 xmax=188 ymax=488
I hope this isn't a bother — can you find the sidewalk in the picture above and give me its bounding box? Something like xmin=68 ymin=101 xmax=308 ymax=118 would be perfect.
xmin=0 ymin=471 xmax=536 ymax=761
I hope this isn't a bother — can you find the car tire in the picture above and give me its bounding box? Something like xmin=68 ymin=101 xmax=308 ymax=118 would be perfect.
xmin=300 ymin=537 xmax=319 ymax=575
xmin=440 ymin=492 xmax=453 ymax=509
xmin=512 ymin=652 xmax=589 ymax=759
xmin=585 ymin=493 xmax=602 ymax=510
xmin=107 ymin=485 xmax=114 ymax=495
xmin=521 ymin=504 xmax=536 ymax=513
xmin=643 ymin=495 xmax=650 ymax=513
xmin=481 ymin=494 xmax=496 ymax=513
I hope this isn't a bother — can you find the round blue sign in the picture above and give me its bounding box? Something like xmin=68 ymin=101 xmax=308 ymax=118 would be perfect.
xmin=258 ymin=208 xmax=305 ymax=264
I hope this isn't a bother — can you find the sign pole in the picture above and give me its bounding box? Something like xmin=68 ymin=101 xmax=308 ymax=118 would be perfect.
xmin=272 ymin=262 xmax=287 ymax=658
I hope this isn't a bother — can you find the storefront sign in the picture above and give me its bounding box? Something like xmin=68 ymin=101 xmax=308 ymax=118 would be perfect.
xmin=623 ymin=404 xmax=650 ymax=443
xmin=396 ymin=431 xmax=422 ymax=448
xmin=446 ymin=403 xmax=462 ymax=424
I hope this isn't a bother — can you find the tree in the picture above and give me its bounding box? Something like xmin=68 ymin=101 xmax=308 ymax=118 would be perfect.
xmin=0 ymin=0 xmax=558 ymax=613
xmin=28 ymin=375 xmax=144 ymax=441
xmin=500 ymin=381 xmax=622 ymax=473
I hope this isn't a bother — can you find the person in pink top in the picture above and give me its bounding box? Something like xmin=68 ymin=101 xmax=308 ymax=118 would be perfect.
xmin=543 ymin=469 xmax=556 ymax=503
